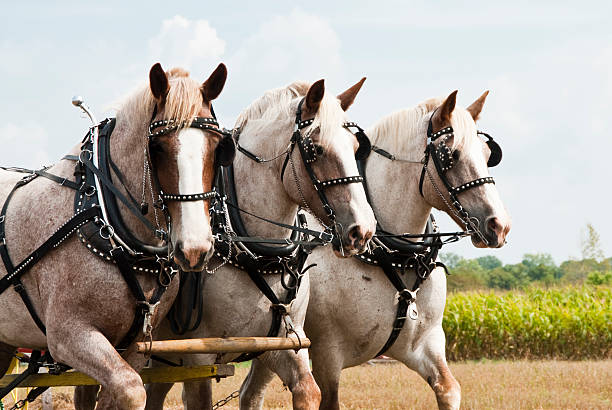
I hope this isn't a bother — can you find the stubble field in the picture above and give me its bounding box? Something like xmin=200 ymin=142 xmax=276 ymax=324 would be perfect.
xmin=20 ymin=359 xmax=612 ymax=409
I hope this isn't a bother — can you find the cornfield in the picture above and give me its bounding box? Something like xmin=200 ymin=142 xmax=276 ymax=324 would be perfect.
xmin=443 ymin=286 xmax=612 ymax=361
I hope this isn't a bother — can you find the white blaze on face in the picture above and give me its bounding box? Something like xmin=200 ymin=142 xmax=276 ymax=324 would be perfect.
xmin=175 ymin=128 xmax=213 ymax=247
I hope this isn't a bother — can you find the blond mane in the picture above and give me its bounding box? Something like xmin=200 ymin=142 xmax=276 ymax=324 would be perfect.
xmin=116 ymin=68 xmax=204 ymax=129
xmin=235 ymin=81 xmax=347 ymax=149
xmin=367 ymin=96 xmax=478 ymax=156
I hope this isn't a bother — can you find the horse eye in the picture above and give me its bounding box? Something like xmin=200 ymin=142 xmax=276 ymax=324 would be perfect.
xmin=315 ymin=145 xmax=324 ymax=156
xmin=149 ymin=139 xmax=165 ymax=154
xmin=452 ymin=150 xmax=460 ymax=161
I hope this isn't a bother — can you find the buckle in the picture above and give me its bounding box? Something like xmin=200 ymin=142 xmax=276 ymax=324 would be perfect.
xmin=318 ymin=230 xmax=334 ymax=243
xmin=271 ymin=302 xmax=292 ymax=316
xmin=398 ymin=288 xmax=419 ymax=302
xmin=155 ymin=229 xmax=168 ymax=241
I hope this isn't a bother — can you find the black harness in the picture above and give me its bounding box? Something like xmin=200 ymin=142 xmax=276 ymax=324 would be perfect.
xmin=345 ymin=115 xmax=503 ymax=357
xmin=238 ymin=98 xmax=366 ymax=236
xmin=417 ymin=115 xmax=501 ymax=244
xmin=0 ymin=112 xmax=229 ymax=365
xmin=166 ymin=98 xmax=370 ymax=361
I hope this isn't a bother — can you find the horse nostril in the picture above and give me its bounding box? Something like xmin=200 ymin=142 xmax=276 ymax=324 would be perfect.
xmin=347 ymin=225 xmax=365 ymax=248
xmin=175 ymin=241 xmax=184 ymax=256
xmin=486 ymin=217 xmax=503 ymax=236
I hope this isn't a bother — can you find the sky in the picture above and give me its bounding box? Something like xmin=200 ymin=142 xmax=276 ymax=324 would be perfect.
xmin=1 ymin=1 xmax=611 ymax=264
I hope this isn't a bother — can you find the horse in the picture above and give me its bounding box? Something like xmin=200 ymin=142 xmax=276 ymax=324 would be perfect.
xmin=135 ymin=78 xmax=377 ymax=410
xmin=239 ymin=90 xmax=512 ymax=410
xmin=0 ymin=62 xmax=234 ymax=409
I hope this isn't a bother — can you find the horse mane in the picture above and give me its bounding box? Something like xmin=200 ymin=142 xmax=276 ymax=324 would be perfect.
xmin=235 ymin=81 xmax=346 ymax=149
xmin=367 ymin=96 xmax=477 ymax=155
xmin=116 ymin=68 xmax=204 ymax=129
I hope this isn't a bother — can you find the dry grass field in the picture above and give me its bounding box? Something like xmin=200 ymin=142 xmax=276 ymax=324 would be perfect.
xmin=12 ymin=359 xmax=611 ymax=409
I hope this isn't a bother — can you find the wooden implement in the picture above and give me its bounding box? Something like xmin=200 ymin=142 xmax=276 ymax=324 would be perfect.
xmin=136 ymin=336 xmax=311 ymax=354
xmin=0 ymin=364 xmax=234 ymax=387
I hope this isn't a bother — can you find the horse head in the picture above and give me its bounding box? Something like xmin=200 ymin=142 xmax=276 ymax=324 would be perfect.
xmin=146 ymin=63 xmax=235 ymax=270
xmin=421 ymin=90 xmax=511 ymax=248
xmin=281 ymin=79 xmax=376 ymax=256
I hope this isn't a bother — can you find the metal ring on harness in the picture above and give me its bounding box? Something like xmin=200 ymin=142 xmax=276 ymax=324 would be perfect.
xmin=78 ymin=149 xmax=92 ymax=163
xmin=158 ymin=265 xmax=176 ymax=287
xmin=99 ymin=224 xmax=115 ymax=240
xmin=84 ymin=185 xmax=97 ymax=197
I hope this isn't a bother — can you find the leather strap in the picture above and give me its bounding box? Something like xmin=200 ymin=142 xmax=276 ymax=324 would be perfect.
xmin=372 ymin=246 xmax=421 ymax=357
xmin=80 ymin=155 xmax=159 ymax=235
xmin=0 ymin=350 xmax=42 ymax=400
xmin=0 ymin=206 xmax=101 ymax=294
xmin=168 ymin=271 xmax=204 ymax=335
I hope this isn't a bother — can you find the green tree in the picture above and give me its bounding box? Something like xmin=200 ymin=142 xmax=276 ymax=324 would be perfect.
xmin=560 ymin=258 xmax=610 ymax=284
xmin=440 ymin=252 xmax=463 ymax=269
xmin=586 ymin=271 xmax=612 ymax=285
xmin=446 ymin=258 xmax=487 ymax=291
xmin=522 ymin=253 xmax=556 ymax=268
xmin=581 ymin=223 xmax=605 ymax=261
xmin=521 ymin=253 xmax=562 ymax=283
xmin=487 ymin=263 xmax=529 ymax=289
xmin=476 ymin=255 xmax=502 ymax=270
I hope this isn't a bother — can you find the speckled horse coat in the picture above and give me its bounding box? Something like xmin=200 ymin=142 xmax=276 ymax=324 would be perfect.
xmin=0 ymin=63 xmax=229 ymax=409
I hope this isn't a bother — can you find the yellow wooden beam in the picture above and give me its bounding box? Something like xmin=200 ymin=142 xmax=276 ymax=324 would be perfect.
xmin=0 ymin=364 xmax=234 ymax=388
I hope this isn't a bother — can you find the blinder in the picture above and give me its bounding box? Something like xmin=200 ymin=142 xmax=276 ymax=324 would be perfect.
xmin=478 ymin=131 xmax=502 ymax=167
xmin=434 ymin=135 xmax=454 ymax=172
xmin=215 ymin=135 xmax=236 ymax=167
xmin=343 ymin=122 xmax=372 ymax=160
xmin=299 ymin=134 xmax=319 ymax=164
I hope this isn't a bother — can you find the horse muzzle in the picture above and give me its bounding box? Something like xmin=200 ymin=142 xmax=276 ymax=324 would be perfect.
xmin=172 ymin=239 xmax=214 ymax=271
xmin=472 ymin=215 xmax=511 ymax=248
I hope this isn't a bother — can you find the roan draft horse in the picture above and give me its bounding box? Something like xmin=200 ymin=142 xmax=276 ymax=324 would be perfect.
xmin=0 ymin=63 xmax=235 ymax=409
xmin=241 ymin=91 xmax=511 ymax=410
xmin=139 ymin=78 xmax=377 ymax=410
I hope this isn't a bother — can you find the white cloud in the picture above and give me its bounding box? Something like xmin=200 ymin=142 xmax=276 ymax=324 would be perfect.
xmin=148 ymin=15 xmax=225 ymax=76
xmin=229 ymin=9 xmax=342 ymax=84
xmin=0 ymin=123 xmax=51 ymax=168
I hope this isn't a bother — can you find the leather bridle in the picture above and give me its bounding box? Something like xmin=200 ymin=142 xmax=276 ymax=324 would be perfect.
xmin=417 ymin=112 xmax=502 ymax=244
xmin=145 ymin=114 xmax=235 ymax=241
xmin=237 ymin=98 xmax=366 ymax=244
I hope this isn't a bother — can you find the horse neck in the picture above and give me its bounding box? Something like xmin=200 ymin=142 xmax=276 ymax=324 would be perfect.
xmin=365 ymin=149 xmax=432 ymax=235
xmin=232 ymin=128 xmax=298 ymax=238
xmin=108 ymin=115 xmax=160 ymax=244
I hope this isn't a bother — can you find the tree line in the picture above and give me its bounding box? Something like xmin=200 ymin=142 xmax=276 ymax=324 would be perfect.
xmin=440 ymin=223 xmax=611 ymax=291
xmin=440 ymin=252 xmax=612 ymax=291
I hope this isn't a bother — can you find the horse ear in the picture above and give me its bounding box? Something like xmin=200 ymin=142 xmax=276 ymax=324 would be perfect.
xmin=466 ymin=90 xmax=489 ymax=122
xmin=432 ymin=90 xmax=458 ymax=127
xmin=304 ymin=79 xmax=325 ymax=114
xmin=202 ymin=63 xmax=227 ymax=102
xmin=337 ymin=77 xmax=366 ymax=111
xmin=149 ymin=63 xmax=169 ymax=101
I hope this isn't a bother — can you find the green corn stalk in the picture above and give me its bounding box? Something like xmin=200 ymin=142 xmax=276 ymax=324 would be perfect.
xmin=443 ymin=285 xmax=612 ymax=361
